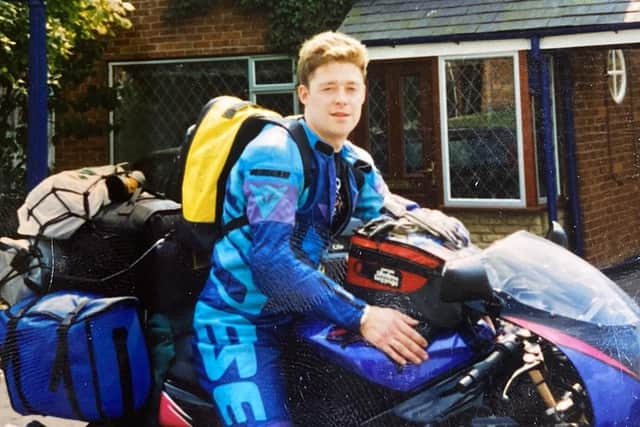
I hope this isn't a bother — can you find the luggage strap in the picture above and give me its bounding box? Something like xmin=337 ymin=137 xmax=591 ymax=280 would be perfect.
xmin=48 ymin=300 xmax=136 ymax=419
xmin=0 ymin=297 xmax=44 ymax=414
xmin=49 ymin=298 xmax=91 ymax=419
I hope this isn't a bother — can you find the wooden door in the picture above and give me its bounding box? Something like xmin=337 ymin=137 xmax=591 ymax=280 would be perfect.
xmin=352 ymin=59 xmax=439 ymax=207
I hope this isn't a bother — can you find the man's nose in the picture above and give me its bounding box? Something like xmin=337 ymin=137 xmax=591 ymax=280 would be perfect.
xmin=335 ymin=87 xmax=348 ymax=103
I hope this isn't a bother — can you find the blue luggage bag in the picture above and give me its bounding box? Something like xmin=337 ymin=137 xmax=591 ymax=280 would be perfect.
xmin=0 ymin=291 xmax=151 ymax=422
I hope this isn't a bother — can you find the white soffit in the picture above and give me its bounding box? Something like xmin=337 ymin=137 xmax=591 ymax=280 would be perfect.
xmin=366 ymin=28 xmax=640 ymax=60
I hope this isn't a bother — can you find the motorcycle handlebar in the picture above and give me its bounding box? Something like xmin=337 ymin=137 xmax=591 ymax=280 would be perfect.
xmin=456 ymin=338 xmax=519 ymax=392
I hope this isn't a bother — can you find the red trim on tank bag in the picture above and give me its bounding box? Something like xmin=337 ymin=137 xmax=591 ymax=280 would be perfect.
xmin=346 ymin=257 xmax=428 ymax=293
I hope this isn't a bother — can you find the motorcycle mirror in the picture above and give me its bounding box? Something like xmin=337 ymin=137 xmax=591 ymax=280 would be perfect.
xmin=545 ymin=220 xmax=569 ymax=249
xmin=440 ymin=253 xmax=493 ymax=303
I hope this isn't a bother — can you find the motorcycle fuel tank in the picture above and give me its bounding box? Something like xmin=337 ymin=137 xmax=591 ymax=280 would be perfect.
xmin=296 ymin=320 xmax=493 ymax=392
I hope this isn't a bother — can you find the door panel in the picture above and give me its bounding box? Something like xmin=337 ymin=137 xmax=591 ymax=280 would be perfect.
xmin=352 ymin=60 xmax=438 ymax=207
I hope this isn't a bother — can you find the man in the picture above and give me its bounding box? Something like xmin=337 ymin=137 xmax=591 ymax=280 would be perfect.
xmin=193 ymin=31 xmax=429 ymax=426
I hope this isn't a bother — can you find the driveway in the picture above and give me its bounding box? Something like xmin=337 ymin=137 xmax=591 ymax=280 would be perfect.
xmin=603 ymin=258 xmax=640 ymax=303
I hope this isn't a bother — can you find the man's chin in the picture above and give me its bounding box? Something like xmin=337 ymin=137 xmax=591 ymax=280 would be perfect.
xmin=329 ymin=120 xmax=356 ymax=135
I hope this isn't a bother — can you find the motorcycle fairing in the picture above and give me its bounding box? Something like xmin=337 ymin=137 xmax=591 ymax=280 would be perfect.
xmin=158 ymin=387 xmax=194 ymax=427
xmin=295 ymin=320 xmax=491 ymax=392
xmin=561 ymin=347 xmax=640 ymax=426
xmin=392 ymin=368 xmax=485 ymax=423
xmin=483 ymin=231 xmax=640 ymax=376
xmin=506 ymin=316 xmax=640 ymax=425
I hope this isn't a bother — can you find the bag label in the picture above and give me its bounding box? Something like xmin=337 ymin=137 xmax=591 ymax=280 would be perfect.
xmin=373 ymin=267 xmax=400 ymax=288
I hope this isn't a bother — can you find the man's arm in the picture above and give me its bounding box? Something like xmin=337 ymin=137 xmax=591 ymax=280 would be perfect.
xmin=240 ymin=128 xmax=366 ymax=331
xmin=344 ymin=143 xmax=429 ymax=365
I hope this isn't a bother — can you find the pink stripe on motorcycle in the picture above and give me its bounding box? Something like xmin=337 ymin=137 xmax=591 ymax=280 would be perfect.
xmin=504 ymin=316 xmax=639 ymax=380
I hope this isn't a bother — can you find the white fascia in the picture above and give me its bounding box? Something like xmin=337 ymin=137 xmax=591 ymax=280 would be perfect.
xmin=366 ymin=28 xmax=640 ymax=61
xmin=367 ymin=39 xmax=530 ymax=60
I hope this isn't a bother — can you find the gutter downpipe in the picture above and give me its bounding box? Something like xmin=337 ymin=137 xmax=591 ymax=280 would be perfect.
xmin=530 ymin=36 xmax=558 ymax=225
xmin=26 ymin=0 xmax=48 ymax=191
xmin=558 ymin=53 xmax=584 ymax=256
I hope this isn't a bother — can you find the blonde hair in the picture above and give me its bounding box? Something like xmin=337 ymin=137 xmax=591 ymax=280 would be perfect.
xmin=297 ymin=31 xmax=368 ymax=87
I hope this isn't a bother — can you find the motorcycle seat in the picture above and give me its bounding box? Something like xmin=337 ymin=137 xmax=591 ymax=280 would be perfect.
xmin=165 ymin=332 xmax=210 ymax=400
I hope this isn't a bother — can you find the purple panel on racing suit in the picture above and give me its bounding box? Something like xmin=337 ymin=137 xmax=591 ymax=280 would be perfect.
xmin=244 ymin=181 xmax=298 ymax=224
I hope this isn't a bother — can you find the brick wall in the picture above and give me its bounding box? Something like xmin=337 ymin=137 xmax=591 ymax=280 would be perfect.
xmin=453 ymin=208 xmax=567 ymax=249
xmin=105 ymin=0 xmax=269 ymax=61
xmin=54 ymin=72 xmax=111 ymax=171
xmin=570 ymin=47 xmax=640 ymax=267
xmin=482 ymin=57 xmax=514 ymax=113
xmin=54 ymin=0 xmax=269 ymax=171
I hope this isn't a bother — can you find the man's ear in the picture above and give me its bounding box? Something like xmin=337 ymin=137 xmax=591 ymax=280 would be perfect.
xmin=297 ymin=84 xmax=309 ymax=105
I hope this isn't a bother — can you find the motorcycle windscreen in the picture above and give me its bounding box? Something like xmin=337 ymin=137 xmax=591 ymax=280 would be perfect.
xmin=483 ymin=231 xmax=640 ymax=325
xmin=482 ymin=231 xmax=640 ymax=375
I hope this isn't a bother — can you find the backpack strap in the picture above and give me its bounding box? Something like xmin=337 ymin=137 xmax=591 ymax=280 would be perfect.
xmin=281 ymin=119 xmax=314 ymax=191
xmin=283 ymin=120 xmax=368 ymax=192
xmin=352 ymin=159 xmax=369 ymax=191
xmin=274 ymin=118 xmax=367 ymax=193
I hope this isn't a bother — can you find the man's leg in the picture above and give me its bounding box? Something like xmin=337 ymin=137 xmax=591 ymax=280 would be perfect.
xmin=193 ymin=302 xmax=292 ymax=426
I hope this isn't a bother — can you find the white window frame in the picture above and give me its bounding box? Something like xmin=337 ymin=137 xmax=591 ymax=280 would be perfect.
xmin=607 ymin=49 xmax=627 ymax=105
xmin=107 ymin=55 xmax=296 ymax=163
xmin=438 ymin=52 xmax=526 ymax=208
xmin=250 ymin=55 xmax=299 ymax=106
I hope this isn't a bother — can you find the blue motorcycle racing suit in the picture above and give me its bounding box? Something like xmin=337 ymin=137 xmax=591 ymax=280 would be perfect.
xmin=192 ymin=120 xmax=390 ymax=426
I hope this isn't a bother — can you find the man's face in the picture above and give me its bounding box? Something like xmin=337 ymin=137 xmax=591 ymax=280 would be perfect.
xmin=298 ymin=61 xmax=366 ymax=151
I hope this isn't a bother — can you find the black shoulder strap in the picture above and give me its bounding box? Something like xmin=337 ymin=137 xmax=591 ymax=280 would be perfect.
xmin=281 ymin=119 xmax=314 ymax=190
xmin=352 ymin=159 xmax=371 ymax=191
xmin=279 ymin=119 xmax=368 ymax=192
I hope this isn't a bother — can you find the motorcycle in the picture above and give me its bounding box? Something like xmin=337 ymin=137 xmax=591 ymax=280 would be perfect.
xmin=156 ymin=224 xmax=640 ymax=427
xmin=2 ymin=155 xmax=638 ymax=425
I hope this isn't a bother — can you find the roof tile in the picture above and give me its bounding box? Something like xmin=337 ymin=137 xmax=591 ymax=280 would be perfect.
xmin=340 ymin=0 xmax=640 ymax=43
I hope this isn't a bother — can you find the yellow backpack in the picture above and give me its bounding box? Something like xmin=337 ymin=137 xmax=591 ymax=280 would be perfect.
xmin=179 ymin=96 xmax=312 ymax=252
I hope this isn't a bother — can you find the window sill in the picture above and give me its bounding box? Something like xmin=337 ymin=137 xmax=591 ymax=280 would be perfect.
xmin=438 ymin=197 xmax=566 ymax=214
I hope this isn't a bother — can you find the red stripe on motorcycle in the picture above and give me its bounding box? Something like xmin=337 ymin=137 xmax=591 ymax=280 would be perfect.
xmin=158 ymin=390 xmax=193 ymax=427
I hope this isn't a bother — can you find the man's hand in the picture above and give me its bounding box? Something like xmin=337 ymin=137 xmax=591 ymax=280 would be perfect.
xmin=359 ymin=306 xmax=429 ymax=366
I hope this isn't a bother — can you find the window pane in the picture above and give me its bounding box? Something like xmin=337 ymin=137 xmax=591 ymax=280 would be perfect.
xmin=367 ymin=76 xmax=389 ymax=173
xmin=255 ymin=93 xmax=295 ymax=116
xmin=445 ymin=57 xmax=519 ymax=199
xmin=113 ymin=60 xmax=248 ymax=163
xmin=255 ymin=59 xmax=293 ymax=84
xmin=607 ymin=49 xmax=626 ymax=104
xmin=401 ymin=75 xmax=424 ymax=174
